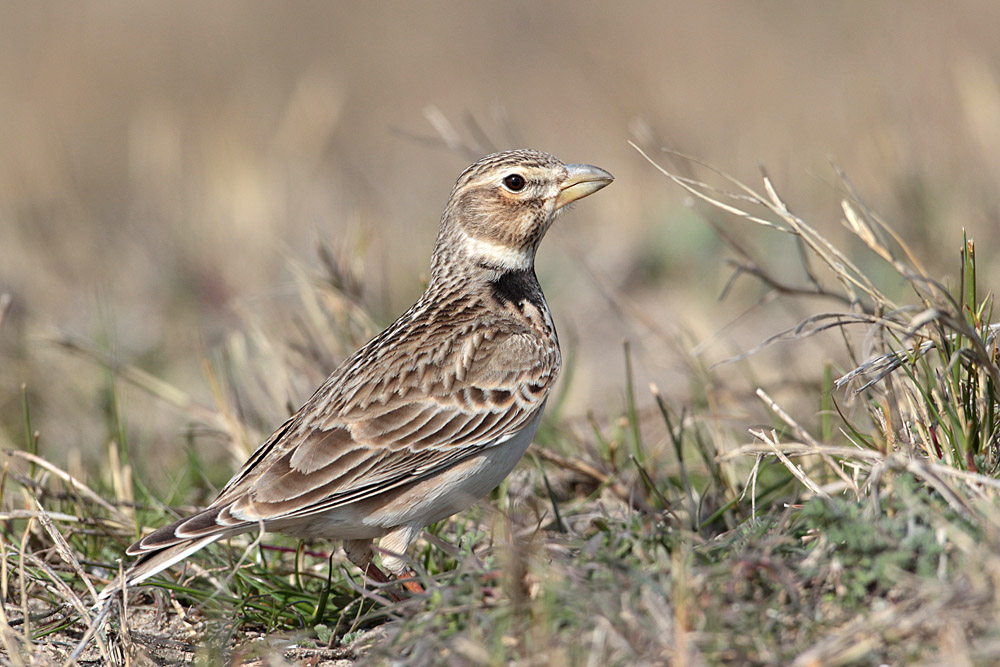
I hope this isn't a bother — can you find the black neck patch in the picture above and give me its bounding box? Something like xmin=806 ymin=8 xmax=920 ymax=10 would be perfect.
xmin=491 ymin=269 xmax=544 ymax=309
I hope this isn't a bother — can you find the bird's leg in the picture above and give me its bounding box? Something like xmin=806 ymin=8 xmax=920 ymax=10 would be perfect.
xmin=400 ymin=576 xmax=425 ymax=595
xmin=344 ymin=539 xmax=409 ymax=601
xmin=368 ymin=553 xmax=424 ymax=595
xmin=362 ymin=560 xmax=407 ymax=602
xmin=372 ymin=550 xmax=425 ymax=595
xmin=366 ymin=560 xmax=423 ymax=598
xmin=377 ymin=525 xmax=425 ymax=594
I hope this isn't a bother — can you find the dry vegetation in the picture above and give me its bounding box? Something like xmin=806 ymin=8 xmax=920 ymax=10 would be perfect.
xmin=4 ymin=3 xmax=1000 ymax=665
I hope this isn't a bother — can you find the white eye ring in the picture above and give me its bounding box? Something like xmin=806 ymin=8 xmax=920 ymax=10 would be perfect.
xmin=502 ymin=173 xmax=526 ymax=192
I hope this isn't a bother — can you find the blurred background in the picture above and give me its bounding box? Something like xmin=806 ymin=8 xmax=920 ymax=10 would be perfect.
xmin=2 ymin=2 xmax=1000 ymax=478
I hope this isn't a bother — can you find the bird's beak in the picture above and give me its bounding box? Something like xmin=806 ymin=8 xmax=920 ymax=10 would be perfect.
xmin=555 ymin=164 xmax=614 ymax=210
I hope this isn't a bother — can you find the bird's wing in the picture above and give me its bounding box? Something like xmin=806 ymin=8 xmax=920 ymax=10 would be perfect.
xmin=128 ymin=313 xmax=557 ymax=551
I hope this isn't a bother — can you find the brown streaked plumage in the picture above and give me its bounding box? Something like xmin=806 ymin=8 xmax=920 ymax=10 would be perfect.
xmin=105 ymin=149 xmax=612 ymax=600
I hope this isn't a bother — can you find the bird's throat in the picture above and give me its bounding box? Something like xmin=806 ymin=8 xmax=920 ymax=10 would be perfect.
xmin=461 ymin=232 xmax=534 ymax=272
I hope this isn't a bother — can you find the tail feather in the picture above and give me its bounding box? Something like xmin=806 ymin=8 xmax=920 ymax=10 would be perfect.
xmin=97 ymin=534 xmax=224 ymax=603
xmin=126 ymin=534 xmax=225 ymax=586
xmin=125 ymin=506 xmax=230 ymax=555
xmin=98 ymin=504 xmax=255 ymax=604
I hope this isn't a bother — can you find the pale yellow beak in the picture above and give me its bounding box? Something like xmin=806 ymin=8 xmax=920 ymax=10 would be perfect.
xmin=555 ymin=163 xmax=614 ymax=210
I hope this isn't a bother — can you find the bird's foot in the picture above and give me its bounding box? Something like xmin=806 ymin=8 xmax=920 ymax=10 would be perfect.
xmin=362 ymin=562 xmax=425 ymax=601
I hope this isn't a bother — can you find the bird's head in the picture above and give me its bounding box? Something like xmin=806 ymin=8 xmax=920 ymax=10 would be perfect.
xmin=432 ymin=149 xmax=613 ymax=279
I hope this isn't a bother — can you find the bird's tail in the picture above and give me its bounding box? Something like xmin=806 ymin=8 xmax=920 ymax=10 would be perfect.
xmin=96 ymin=533 xmax=224 ymax=603
xmin=97 ymin=504 xmax=240 ymax=603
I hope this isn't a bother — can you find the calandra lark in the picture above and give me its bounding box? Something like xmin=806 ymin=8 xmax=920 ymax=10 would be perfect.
xmin=116 ymin=149 xmax=612 ymax=596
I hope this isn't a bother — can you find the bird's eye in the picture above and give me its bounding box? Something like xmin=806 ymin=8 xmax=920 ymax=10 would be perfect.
xmin=502 ymin=173 xmax=526 ymax=192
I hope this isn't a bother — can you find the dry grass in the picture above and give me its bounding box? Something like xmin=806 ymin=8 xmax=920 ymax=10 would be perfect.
xmin=5 ymin=3 xmax=1000 ymax=665
xmin=4 ymin=148 xmax=1000 ymax=664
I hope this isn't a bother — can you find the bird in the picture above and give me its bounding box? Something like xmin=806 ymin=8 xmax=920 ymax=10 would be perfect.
xmin=108 ymin=149 xmax=613 ymax=600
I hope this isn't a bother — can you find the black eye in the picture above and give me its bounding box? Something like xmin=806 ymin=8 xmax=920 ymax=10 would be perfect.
xmin=503 ymin=173 xmax=526 ymax=192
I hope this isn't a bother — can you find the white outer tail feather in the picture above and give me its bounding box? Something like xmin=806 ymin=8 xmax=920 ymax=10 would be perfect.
xmin=95 ymin=534 xmax=224 ymax=604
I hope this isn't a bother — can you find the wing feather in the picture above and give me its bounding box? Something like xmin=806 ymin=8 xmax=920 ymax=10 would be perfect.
xmin=190 ymin=297 xmax=559 ymax=531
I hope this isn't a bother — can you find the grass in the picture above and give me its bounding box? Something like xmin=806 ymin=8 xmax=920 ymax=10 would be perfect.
xmin=4 ymin=146 xmax=1000 ymax=665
